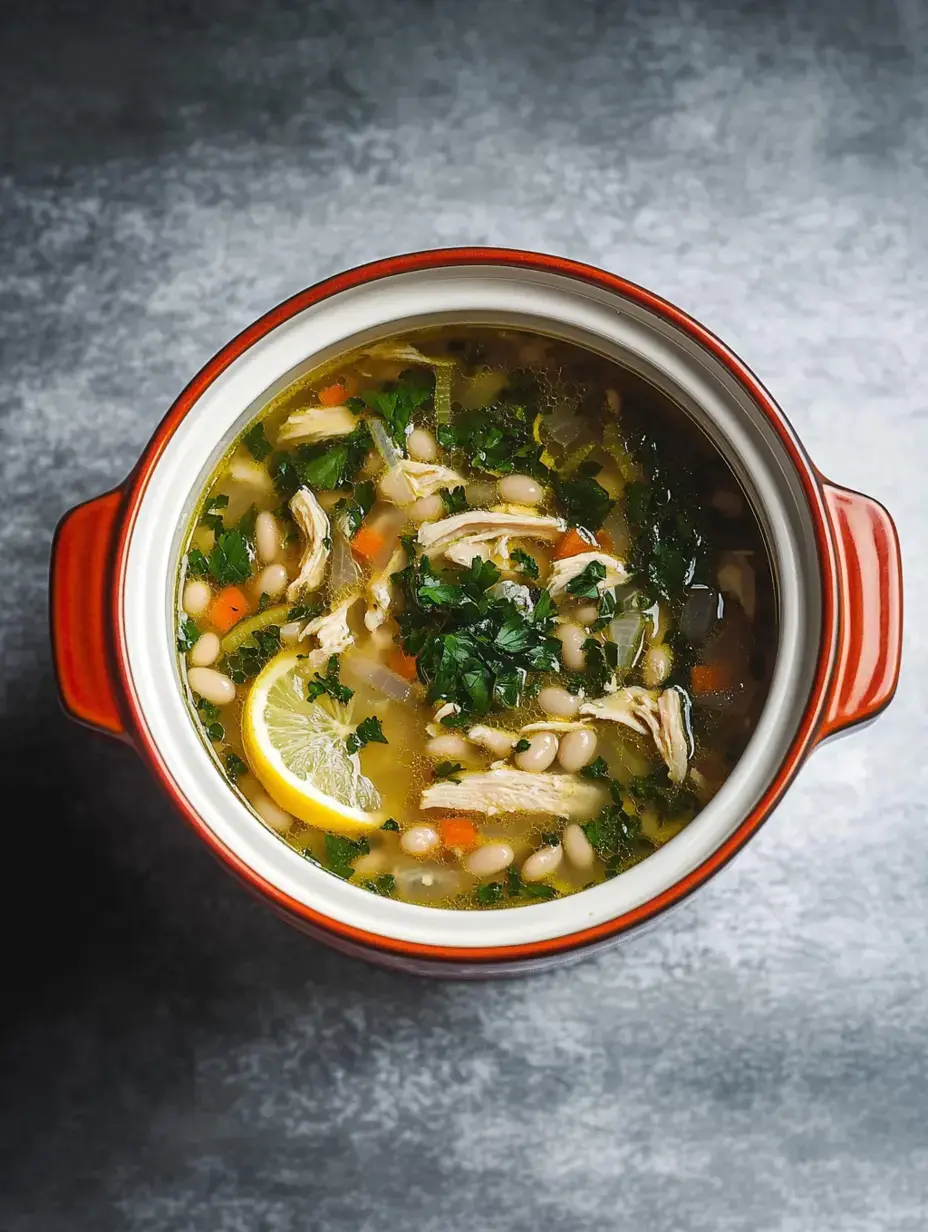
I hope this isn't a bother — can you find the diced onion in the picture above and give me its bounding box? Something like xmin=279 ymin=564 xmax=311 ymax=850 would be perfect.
xmin=341 ymin=654 xmax=418 ymax=703
xmin=369 ymin=417 xmax=403 ymax=470
xmin=606 ymin=612 xmax=645 ymax=669
xmin=330 ymin=529 xmax=362 ymax=591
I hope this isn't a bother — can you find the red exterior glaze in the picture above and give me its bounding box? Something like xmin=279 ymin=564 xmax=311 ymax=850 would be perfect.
xmin=51 ymin=489 xmax=127 ymax=739
xmin=49 ymin=248 xmax=904 ymax=968
xmin=818 ymin=482 xmax=903 ymax=740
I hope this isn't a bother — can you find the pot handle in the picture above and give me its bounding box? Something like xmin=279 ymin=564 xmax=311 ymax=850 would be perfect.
xmin=818 ymin=481 xmax=902 ymax=741
xmin=50 ymin=489 xmax=127 ymax=738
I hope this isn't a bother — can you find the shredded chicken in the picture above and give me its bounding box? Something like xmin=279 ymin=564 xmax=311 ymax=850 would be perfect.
xmin=287 ymin=488 xmax=331 ymax=601
xmin=298 ymin=595 xmax=361 ymax=670
xmin=377 ymin=458 xmax=466 ymax=506
xmin=546 ymin=550 xmax=630 ymax=598
xmin=361 ymin=340 xmax=453 ymax=367
xmin=467 ymin=725 xmax=520 ymax=755
xmin=364 ymin=546 xmax=405 ymax=633
xmin=520 ymin=720 xmax=594 ymax=733
xmin=580 ymin=686 xmax=690 ymax=782
xmin=277 ymin=404 xmax=357 ymax=445
xmin=426 ymin=702 xmax=462 ymax=738
xmin=418 ymin=511 xmax=565 ymax=554
xmin=443 ymin=535 xmax=512 ymax=571
xmin=421 ymin=769 xmax=608 ymax=817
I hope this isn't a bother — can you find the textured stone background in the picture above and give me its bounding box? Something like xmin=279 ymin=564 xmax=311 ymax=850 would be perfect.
xmin=1 ymin=0 xmax=926 ymax=1228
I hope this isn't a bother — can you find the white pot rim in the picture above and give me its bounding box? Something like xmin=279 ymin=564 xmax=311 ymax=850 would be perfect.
xmin=109 ymin=249 xmax=837 ymax=963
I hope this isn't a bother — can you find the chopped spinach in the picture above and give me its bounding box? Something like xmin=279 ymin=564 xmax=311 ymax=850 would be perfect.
xmin=287 ymin=602 xmax=321 ymax=621
xmin=625 ymin=436 xmax=707 ymax=601
xmin=223 ymin=625 xmax=282 ymax=683
xmin=360 ymin=873 xmax=396 ymax=897
xmin=566 ymin=559 xmax=606 ymax=598
xmin=293 ymin=422 xmax=373 ymax=491
xmin=580 ymin=755 xmax=610 ymax=780
xmin=553 ymin=473 xmax=615 ymax=531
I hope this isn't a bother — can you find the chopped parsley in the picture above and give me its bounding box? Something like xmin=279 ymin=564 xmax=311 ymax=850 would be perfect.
xmin=513 ymin=738 xmax=531 ymax=754
xmin=475 ymin=881 xmax=505 ymax=906
xmin=186 ymin=548 xmax=210 ymax=578
xmin=553 ymin=471 xmax=615 ymax=531
xmin=505 ymin=866 xmax=558 ymax=900
xmin=223 ymin=752 xmax=247 ymax=782
xmin=177 ymin=617 xmax=200 ymax=652
xmin=350 ymin=371 xmax=432 ymax=446
xmin=287 ymin=602 xmax=321 ymax=621
xmin=580 ymin=755 xmax=610 ymax=780
xmin=223 ymin=625 xmax=282 ymax=683
xmin=380 ymin=818 xmax=400 ymax=832
xmin=202 ymin=494 xmax=229 ymax=534
xmin=195 ymin=696 xmax=224 ymax=742
xmin=332 ymin=480 xmax=376 ymax=539
xmin=346 ymin=715 xmax=388 ymax=755
xmin=440 ymin=485 xmax=469 ymax=516
xmin=510 ymin=548 xmax=539 ymax=579
xmin=566 ymin=559 xmax=606 ymax=598
xmin=306 ymin=655 xmax=354 ymax=705
xmin=433 ymin=760 xmax=465 ymax=782
xmin=207 ymin=530 xmax=252 ymax=585
xmin=243 ymin=422 xmax=272 ymax=461
xmin=625 ymin=435 xmax=707 ymax=601
xmin=360 ymin=873 xmax=396 ymax=897
xmin=436 ymin=380 xmax=543 ymax=475
xmin=324 ymin=833 xmax=370 ymax=879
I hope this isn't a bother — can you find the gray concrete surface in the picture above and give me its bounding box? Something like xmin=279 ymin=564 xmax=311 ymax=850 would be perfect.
xmin=1 ymin=1 xmax=926 ymax=1228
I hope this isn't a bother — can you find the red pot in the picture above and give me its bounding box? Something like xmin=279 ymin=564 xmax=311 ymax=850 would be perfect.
xmin=50 ymin=249 xmax=902 ymax=976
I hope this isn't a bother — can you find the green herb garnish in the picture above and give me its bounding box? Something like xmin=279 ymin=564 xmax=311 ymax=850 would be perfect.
xmin=380 ymin=818 xmax=400 ymax=832
xmin=177 ymin=617 xmax=200 ymax=652
xmin=306 ymin=655 xmax=354 ymax=705
xmin=553 ymin=473 xmax=615 ymax=531
xmin=223 ymin=752 xmax=247 ymax=782
xmin=354 ymin=371 xmax=432 ymax=446
xmin=243 ymin=422 xmax=271 ymax=461
xmin=324 ymin=832 xmax=370 ymax=879
xmin=510 ymin=548 xmax=539 ymax=579
xmin=332 ymin=479 xmax=376 ymax=538
xmin=440 ymin=485 xmax=469 ymax=516
xmin=566 ymin=559 xmax=606 ymax=598
xmin=207 ymin=530 xmax=252 ymax=585
xmin=186 ymin=548 xmax=210 ymax=578
xmin=433 ymin=760 xmax=465 ymax=783
xmin=346 ymin=715 xmax=388 ymax=755
xmin=513 ymin=738 xmax=531 ymax=754
xmin=476 ymin=881 xmax=504 ymax=906
xmin=360 ymin=873 xmax=396 ymax=897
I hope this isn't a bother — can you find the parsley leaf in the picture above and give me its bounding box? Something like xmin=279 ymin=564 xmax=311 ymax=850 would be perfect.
xmin=625 ymin=436 xmax=707 ymax=601
xmin=287 ymin=602 xmax=321 ymax=621
xmin=187 ymin=548 xmax=210 ymax=578
xmin=177 ymin=617 xmax=200 ymax=652
xmin=243 ymin=422 xmax=271 ymax=461
xmin=291 ymin=422 xmax=373 ymax=491
xmin=201 ymin=494 xmax=229 ymax=535
xmin=433 ymin=760 xmax=465 ymax=782
xmin=346 ymin=715 xmax=388 ymax=755
xmin=332 ymin=480 xmax=376 ymax=539
xmin=207 ymin=530 xmax=252 ymax=585
xmin=476 ymin=882 xmax=504 ymax=906
xmin=306 ymin=655 xmax=354 ymax=705
xmin=356 ymin=371 xmax=432 ymax=446
xmin=360 ymin=873 xmax=396 ymax=897
xmin=440 ymin=485 xmax=469 ymax=516
xmin=380 ymin=818 xmax=400 ymax=832
xmin=566 ymin=559 xmax=607 ymax=598
xmin=513 ymin=738 xmax=531 ymax=754
xmin=510 ymin=548 xmax=539 ymax=579
xmin=580 ymin=756 xmax=610 ymax=780
xmin=324 ymin=832 xmax=370 ymax=879
xmin=223 ymin=625 xmax=282 ymax=683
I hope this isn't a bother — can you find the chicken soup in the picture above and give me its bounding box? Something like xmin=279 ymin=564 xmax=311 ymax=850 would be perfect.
xmin=175 ymin=327 xmax=776 ymax=908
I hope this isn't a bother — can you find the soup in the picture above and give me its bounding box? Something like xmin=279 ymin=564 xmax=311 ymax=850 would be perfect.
xmin=175 ymin=327 xmax=775 ymax=909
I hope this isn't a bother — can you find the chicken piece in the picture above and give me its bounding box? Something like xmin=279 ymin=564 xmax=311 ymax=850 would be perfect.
xmin=466 ymin=725 xmax=520 ymax=756
xmin=580 ymin=686 xmax=690 ymax=782
xmin=227 ymin=456 xmax=275 ymax=492
xmin=656 ymin=687 xmax=689 ymax=784
xmin=378 ymin=458 xmax=466 ymax=507
xmin=277 ymin=404 xmax=357 ymax=445
xmin=418 ymin=510 xmax=565 ymax=554
xmin=426 ymin=702 xmax=462 ymax=738
xmin=420 ymin=769 xmax=608 ymax=817
xmin=364 ymin=546 xmax=405 ymax=633
xmin=361 ymin=340 xmax=456 ymax=367
xmin=520 ymin=721 xmax=594 ymax=733
xmin=299 ymin=595 xmax=361 ymax=669
xmin=546 ymin=551 xmax=630 ymax=598
xmin=287 ymin=488 xmax=331 ymax=601
xmin=443 ymin=535 xmax=512 ymax=571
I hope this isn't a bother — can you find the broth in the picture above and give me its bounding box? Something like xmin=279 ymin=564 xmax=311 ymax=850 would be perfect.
xmin=175 ymin=327 xmax=776 ymax=909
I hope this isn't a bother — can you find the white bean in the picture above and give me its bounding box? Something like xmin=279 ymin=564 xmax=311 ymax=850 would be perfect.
xmin=188 ymin=631 xmax=220 ymax=668
xmin=522 ymin=843 xmax=563 ymax=882
xmin=400 ymin=825 xmax=440 ymax=857
xmin=642 ymin=643 xmax=674 ymax=688
xmin=556 ymin=623 xmax=588 ymax=671
xmin=256 ymin=563 xmax=288 ymax=598
xmin=250 ymin=788 xmax=294 ymax=833
xmin=182 ymin=579 xmax=212 ymax=618
xmin=574 ymin=603 xmax=599 ymax=626
xmin=425 ymin=734 xmax=480 ymax=764
xmin=255 ymin=510 xmax=281 ymax=563
xmin=515 ymin=731 xmax=559 ymax=772
xmin=537 ymin=686 xmax=581 ymax=720
xmin=562 ymin=823 xmax=595 ymax=870
xmin=557 ymin=728 xmax=598 ymax=772
xmin=409 ymin=493 xmax=445 ymax=523
xmin=279 ymin=620 xmax=302 ymax=646
xmin=498 ymin=474 xmax=544 ymax=505
xmin=464 ymin=843 xmax=515 ymax=877
xmin=187 ymin=666 xmax=236 ymax=706
xmin=407 ymin=428 xmax=438 ymax=462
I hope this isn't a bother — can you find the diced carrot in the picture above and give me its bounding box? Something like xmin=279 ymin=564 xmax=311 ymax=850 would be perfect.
xmin=388 ymin=647 xmax=419 ymax=682
xmin=595 ymin=529 xmax=614 ymax=553
xmin=317 ymin=375 xmax=359 ymax=405
xmin=351 ymin=523 xmax=388 ymax=563
xmin=690 ymin=663 xmax=735 ymax=694
xmin=438 ymin=817 xmax=479 ymax=851
xmin=554 ymin=527 xmax=598 ymax=560
xmin=208 ymin=586 xmax=252 ymax=634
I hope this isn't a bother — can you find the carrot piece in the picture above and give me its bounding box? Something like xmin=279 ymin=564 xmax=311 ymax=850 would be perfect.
xmin=554 ymin=527 xmax=598 ymax=559
xmin=438 ymin=817 xmax=478 ymax=851
xmin=690 ymin=663 xmax=735 ymax=694
xmin=595 ymin=528 xmax=614 ymax=553
xmin=208 ymin=586 xmax=252 ymax=634
xmin=351 ymin=523 xmax=388 ymax=563
xmin=388 ymin=647 xmax=419 ymax=682
xmin=317 ymin=375 xmax=358 ymax=405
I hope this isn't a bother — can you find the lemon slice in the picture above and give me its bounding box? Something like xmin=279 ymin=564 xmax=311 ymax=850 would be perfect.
xmin=242 ymin=650 xmax=382 ymax=835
